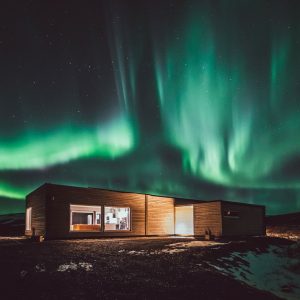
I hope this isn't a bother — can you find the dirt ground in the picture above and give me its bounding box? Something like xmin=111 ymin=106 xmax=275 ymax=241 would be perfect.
xmin=0 ymin=236 xmax=292 ymax=300
xmin=267 ymin=225 xmax=300 ymax=241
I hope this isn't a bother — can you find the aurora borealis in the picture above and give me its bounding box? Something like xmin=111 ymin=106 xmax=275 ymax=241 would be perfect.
xmin=1 ymin=0 xmax=300 ymax=215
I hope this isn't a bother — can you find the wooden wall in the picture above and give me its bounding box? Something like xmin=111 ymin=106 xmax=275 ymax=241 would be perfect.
xmin=26 ymin=184 xmax=176 ymax=239
xmin=221 ymin=202 xmax=265 ymax=236
xmin=25 ymin=185 xmax=46 ymax=237
xmin=146 ymin=195 xmax=175 ymax=235
xmin=193 ymin=202 xmax=222 ymax=237
xmin=45 ymin=184 xmax=146 ymax=239
xmin=25 ymin=183 xmax=266 ymax=239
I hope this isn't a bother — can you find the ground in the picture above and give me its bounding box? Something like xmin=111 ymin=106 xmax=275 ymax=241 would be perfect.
xmin=1 ymin=214 xmax=299 ymax=299
xmin=1 ymin=236 xmax=299 ymax=300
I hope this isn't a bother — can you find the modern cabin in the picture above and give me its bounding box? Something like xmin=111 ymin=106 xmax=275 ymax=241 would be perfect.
xmin=25 ymin=183 xmax=265 ymax=239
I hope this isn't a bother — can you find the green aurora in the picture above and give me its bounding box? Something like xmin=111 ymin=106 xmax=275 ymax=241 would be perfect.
xmin=0 ymin=116 xmax=135 ymax=170
xmin=1 ymin=0 xmax=300 ymax=215
xmin=154 ymin=6 xmax=300 ymax=189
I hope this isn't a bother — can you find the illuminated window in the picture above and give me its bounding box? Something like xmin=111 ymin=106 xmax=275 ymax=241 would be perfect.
xmin=26 ymin=207 xmax=32 ymax=231
xmin=224 ymin=210 xmax=240 ymax=219
xmin=70 ymin=205 xmax=101 ymax=231
xmin=104 ymin=207 xmax=130 ymax=231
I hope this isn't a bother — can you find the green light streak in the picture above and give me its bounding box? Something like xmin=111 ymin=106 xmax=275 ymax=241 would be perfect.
xmin=0 ymin=116 xmax=135 ymax=170
xmin=0 ymin=182 xmax=26 ymax=200
xmin=155 ymin=15 xmax=243 ymax=185
xmin=270 ymin=35 xmax=290 ymax=108
xmin=106 ymin=5 xmax=140 ymax=114
xmin=154 ymin=10 xmax=300 ymax=189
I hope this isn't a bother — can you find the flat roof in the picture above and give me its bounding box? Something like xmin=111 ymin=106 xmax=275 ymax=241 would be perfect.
xmin=26 ymin=182 xmax=265 ymax=209
xmin=202 ymin=199 xmax=265 ymax=209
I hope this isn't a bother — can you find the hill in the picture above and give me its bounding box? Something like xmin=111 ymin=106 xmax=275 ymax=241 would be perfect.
xmin=0 ymin=213 xmax=25 ymax=236
xmin=266 ymin=212 xmax=300 ymax=241
xmin=266 ymin=212 xmax=300 ymax=225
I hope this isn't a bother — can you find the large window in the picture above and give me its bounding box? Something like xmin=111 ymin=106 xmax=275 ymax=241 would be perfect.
xmin=70 ymin=205 xmax=101 ymax=232
xmin=26 ymin=207 xmax=32 ymax=231
xmin=104 ymin=207 xmax=130 ymax=231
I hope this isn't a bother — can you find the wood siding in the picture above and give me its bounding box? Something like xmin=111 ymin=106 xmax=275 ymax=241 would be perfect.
xmin=45 ymin=184 xmax=146 ymax=239
xmin=193 ymin=202 xmax=222 ymax=237
xmin=25 ymin=183 xmax=266 ymax=239
xmin=221 ymin=202 xmax=265 ymax=236
xmin=25 ymin=185 xmax=46 ymax=237
xmin=146 ymin=195 xmax=175 ymax=235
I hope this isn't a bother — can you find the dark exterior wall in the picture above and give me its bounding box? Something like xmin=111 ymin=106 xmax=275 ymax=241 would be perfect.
xmin=221 ymin=202 xmax=265 ymax=236
xmin=193 ymin=202 xmax=222 ymax=237
xmin=25 ymin=185 xmax=46 ymax=237
xmin=174 ymin=198 xmax=202 ymax=206
xmin=146 ymin=195 xmax=175 ymax=235
xmin=45 ymin=185 xmax=146 ymax=239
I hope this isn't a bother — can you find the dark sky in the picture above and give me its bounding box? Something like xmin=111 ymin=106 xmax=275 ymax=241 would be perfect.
xmin=1 ymin=0 xmax=300 ymax=215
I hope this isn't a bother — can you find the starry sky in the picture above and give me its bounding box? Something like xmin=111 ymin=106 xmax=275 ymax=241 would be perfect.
xmin=1 ymin=0 xmax=300 ymax=215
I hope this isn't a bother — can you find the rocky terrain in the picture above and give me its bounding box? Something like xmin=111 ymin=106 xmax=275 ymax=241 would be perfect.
xmin=0 ymin=236 xmax=299 ymax=300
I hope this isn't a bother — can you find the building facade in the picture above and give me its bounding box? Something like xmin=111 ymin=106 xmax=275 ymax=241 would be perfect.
xmin=25 ymin=183 xmax=265 ymax=239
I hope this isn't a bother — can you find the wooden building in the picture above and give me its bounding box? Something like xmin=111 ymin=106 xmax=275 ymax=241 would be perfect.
xmin=25 ymin=183 xmax=265 ymax=239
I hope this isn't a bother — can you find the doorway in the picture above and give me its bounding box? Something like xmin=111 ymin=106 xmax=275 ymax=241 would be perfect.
xmin=175 ymin=205 xmax=194 ymax=235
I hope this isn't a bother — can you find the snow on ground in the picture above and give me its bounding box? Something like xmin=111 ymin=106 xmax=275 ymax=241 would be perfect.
xmin=0 ymin=236 xmax=25 ymax=240
xmin=121 ymin=240 xmax=227 ymax=255
xmin=267 ymin=231 xmax=300 ymax=242
xmin=120 ymin=239 xmax=300 ymax=299
xmin=57 ymin=262 xmax=93 ymax=272
xmin=35 ymin=263 xmax=46 ymax=272
xmin=121 ymin=248 xmax=187 ymax=255
xmin=19 ymin=262 xmax=93 ymax=276
xmin=168 ymin=240 xmax=227 ymax=248
xmin=206 ymin=243 xmax=300 ymax=300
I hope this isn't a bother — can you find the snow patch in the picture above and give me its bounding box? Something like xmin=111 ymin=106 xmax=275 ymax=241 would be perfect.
xmin=161 ymin=248 xmax=186 ymax=254
xmin=20 ymin=270 xmax=27 ymax=278
xmin=57 ymin=262 xmax=93 ymax=272
xmin=267 ymin=232 xmax=300 ymax=241
xmin=123 ymin=240 xmax=227 ymax=255
xmin=168 ymin=241 xmax=227 ymax=248
xmin=78 ymin=262 xmax=93 ymax=271
xmin=35 ymin=264 xmax=46 ymax=272
xmin=207 ymin=244 xmax=300 ymax=300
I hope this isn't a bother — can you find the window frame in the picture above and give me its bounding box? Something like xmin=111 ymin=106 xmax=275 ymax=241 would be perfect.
xmin=104 ymin=206 xmax=131 ymax=232
xmin=69 ymin=204 xmax=102 ymax=232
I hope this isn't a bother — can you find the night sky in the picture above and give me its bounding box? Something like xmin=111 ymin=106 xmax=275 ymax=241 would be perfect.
xmin=1 ymin=0 xmax=300 ymax=215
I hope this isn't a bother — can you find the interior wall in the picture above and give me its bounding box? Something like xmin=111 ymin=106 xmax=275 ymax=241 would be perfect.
xmin=175 ymin=205 xmax=194 ymax=235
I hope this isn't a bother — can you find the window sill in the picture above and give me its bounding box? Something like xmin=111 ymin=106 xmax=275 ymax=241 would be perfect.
xmin=104 ymin=230 xmax=131 ymax=232
xmin=69 ymin=230 xmax=101 ymax=233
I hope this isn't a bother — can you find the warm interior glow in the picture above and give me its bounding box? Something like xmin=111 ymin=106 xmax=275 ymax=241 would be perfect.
xmin=70 ymin=204 xmax=101 ymax=231
xmin=25 ymin=207 xmax=32 ymax=231
xmin=175 ymin=205 xmax=194 ymax=235
xmin=104 ymin=207 xmax=130 ymax=231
